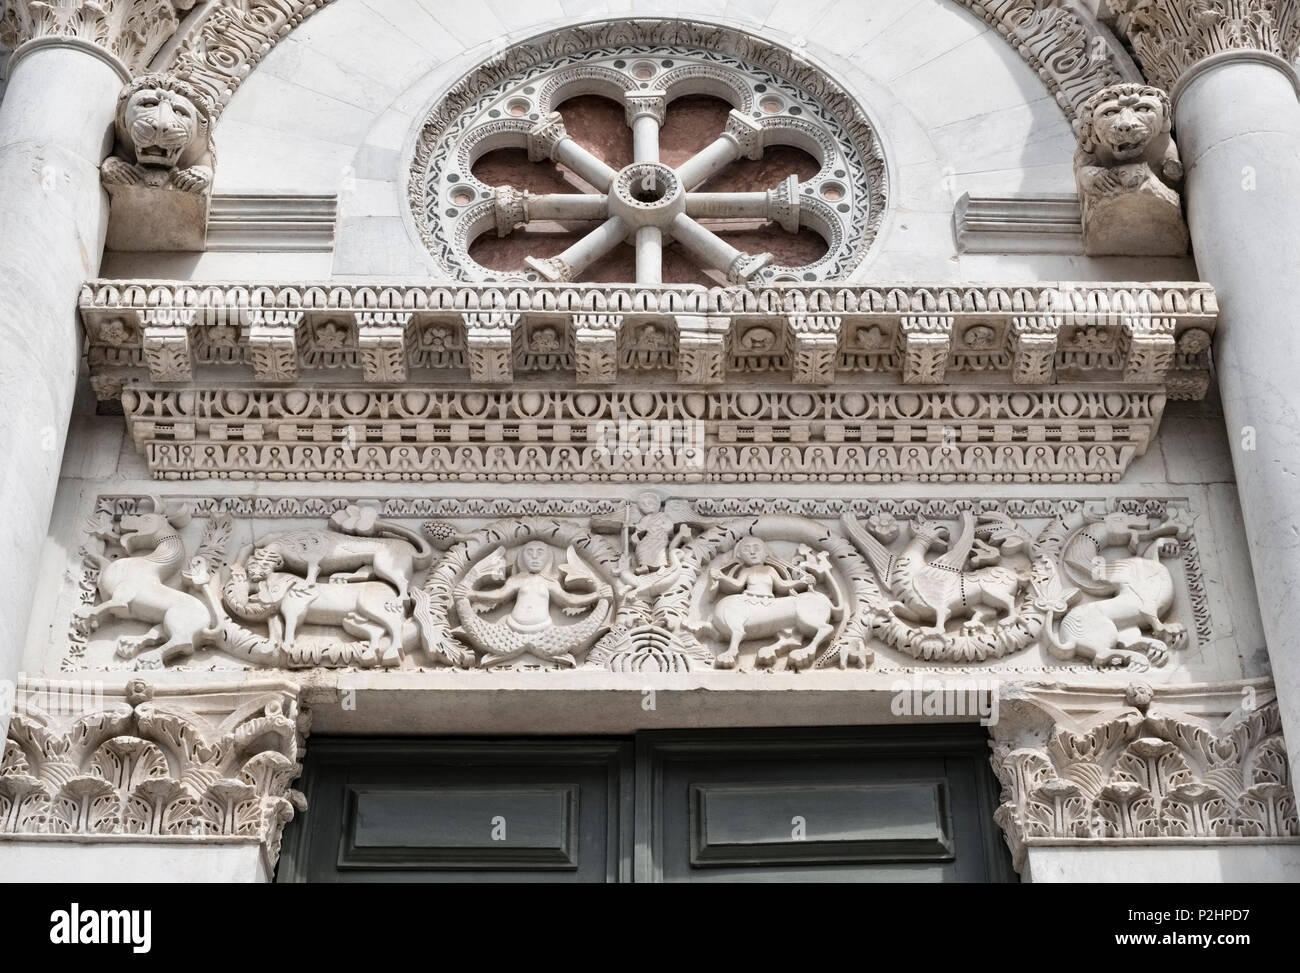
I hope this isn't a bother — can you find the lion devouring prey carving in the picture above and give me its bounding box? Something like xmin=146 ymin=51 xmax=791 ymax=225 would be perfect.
xmin=1074 ymin=81 xmax=1189 ymax=255
xmin=100 ymin=75 xmax=215 ymax=196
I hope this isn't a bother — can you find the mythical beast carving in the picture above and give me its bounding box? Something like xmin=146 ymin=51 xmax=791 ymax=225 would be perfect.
xmin=691 ymin=535 xmax=848 ymax=671
xmin=1037 ymin=510 xmax=1191 ymax=669
xmin=75 ymin=498 xmax=225 ymax=668
xmin=101 ymin=75 xmax=214 ymax=195
xmin=1074 ymin=82 xmax=1188 ymax=255
xmin=245 ymin=506 xmax=434 ymax=603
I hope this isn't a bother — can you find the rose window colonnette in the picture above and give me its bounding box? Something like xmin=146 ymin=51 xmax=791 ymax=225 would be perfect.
xmin=411 ymin=28 xmax=887 ymax=286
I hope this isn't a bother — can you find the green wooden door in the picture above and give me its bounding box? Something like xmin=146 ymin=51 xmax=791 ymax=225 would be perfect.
xmin=278 ymin=727 xmax=1013 ymax=883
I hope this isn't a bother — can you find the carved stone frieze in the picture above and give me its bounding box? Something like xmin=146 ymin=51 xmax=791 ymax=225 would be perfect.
xmin=113 ymin=386 xmax=1168 ymax=482
xmin=0 ymin=678 xmax=307 ymax=866
xmin=62 ymin=495 xmax=1208 ymax=676
xmin=989 ymin=681 xmax=1297 ymax=873
xmin=1107 ymin=0 xmax=1300 ymax=92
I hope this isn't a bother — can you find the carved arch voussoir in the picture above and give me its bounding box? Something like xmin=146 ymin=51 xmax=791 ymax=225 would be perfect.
xmin=152 ymin=5 xmax=1137 ymax=126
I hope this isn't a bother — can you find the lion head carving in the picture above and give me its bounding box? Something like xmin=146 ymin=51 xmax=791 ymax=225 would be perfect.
xmin=102 ymin=75 xmax=215 ymax=195
xmin=1077 ymin=82 xmax=1172 ymax=164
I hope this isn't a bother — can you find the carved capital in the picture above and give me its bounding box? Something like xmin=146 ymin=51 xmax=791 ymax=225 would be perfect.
xmin=766 ymin=174 xmax=802 ymax=234
xmin=722 ymin=109 xmax=764 ymax=161
xmin=624 ymin=90 xmax=667 ymax=126
xmin=0 ymin=0 xmax=182 ymax=77
xmin=527 ymin=111 xmax=570 ymax=163
xmin=494 ymin=186 xmax=530 ymax=238
xmin=1108 ymin=0 xmax=1300 ymax=91
xmin=524 ymin=255 xmax=574 ymax=283
xmin=0 ymin=678 xmax=309 ymax=866
xmin=989 ymin=681 xmax=1296 ymax=874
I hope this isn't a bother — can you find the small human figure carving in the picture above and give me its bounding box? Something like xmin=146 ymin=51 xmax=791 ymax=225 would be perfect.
xmin=452 ymin=541 xmax=613 ymax=667
xmin=692 ymin=536 xmax=844 ymax=670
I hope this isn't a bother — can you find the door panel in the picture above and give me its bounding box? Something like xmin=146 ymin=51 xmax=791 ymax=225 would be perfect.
xmin=279 ymin=739 xmax=632 ymax=882
xmin=637 ymin=727 xmax=1013 ymax=883
xmin=279 ymin=728 xmax=1013 ymax=883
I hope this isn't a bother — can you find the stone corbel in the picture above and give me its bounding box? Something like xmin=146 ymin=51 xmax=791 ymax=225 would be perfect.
xmin=141 ymin=307 xmax=196 ymax=382
xmin=356 ymin=311 xmax=414 ymax=383
xmin=676 ymin=314 xmax=730 ymax=385
xmin=1122 ymin=315 xmax=1177 ymax=382
xmin=572 ymin=313 xmax=623 ymax=384
xmin=1074 ymin=82 xmax=1189 ymax=256
xmin=787 ymin=314 xmax=841 ymax=384
xmin=900 ymin=315 xmax=953 ymax=384
xmin=247 ymin=308 xmax=302 ymax=382
xmin=989 ymin=680 xmax=1297 ymax=876
xmin=101 ymin=74 xmax=217 ymax=252
xmin=0 ymin=677 xmax=309 ymax=871
xmin=463 ymin=311 xmax=521 ymax=384
xmin=1011 ymin=315 xmax=1059 ymax=384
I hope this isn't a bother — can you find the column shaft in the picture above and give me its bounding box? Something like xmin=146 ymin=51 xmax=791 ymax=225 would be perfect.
xmin=1177 ymin=58 xmax=1300 ymax=784
xmin=0 ymin=47 xmax=120 ymax=736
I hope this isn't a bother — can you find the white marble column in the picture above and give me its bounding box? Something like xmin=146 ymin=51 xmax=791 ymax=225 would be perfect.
xmin=0 ymin=43 xmax=126 ymax=737
xmin=1113 ymin=0 xmax=1300 ymax=782
xmin=1175 ymin=55 xmax=1300 ymax=784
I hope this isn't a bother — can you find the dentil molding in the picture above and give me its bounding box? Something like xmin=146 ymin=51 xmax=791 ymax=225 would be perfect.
xmin=0 ymin=677 xmax=308 ymax=867
xmin=989 ymin=680 xmax=1298 ymax=873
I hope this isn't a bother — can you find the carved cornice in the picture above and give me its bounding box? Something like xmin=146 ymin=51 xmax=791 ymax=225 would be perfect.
xmin=79 ymin=278 xmax=1218 ymax=393
xmin=0 ymin=0 xmax=181 ymax=78
xmin=989 ymin=680 xmax=1297 ymax=873
xmin=0 ymin=678 xmax=308 ymax=867
xmin=1108 ymin=0 xmax=1300 ymax=92
xmin=150 ymin=8 xmax=1136 ymax=126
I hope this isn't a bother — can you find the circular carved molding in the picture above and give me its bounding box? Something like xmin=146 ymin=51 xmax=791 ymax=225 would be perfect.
xmin=408 ymin=19 xmax=888 ymax=284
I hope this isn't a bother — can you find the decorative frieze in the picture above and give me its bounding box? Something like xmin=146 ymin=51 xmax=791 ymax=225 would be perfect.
xmin=1108 ymin=0 xmax=1300 ymax=92
xmin=64 ymin=495 xmax=1207 ymax=676
xmin=79 ymin=279 xmax=1218 ymax=398
xmin=115 ymin=386 xmax=1166 ymax=482
xmin=0 ymin=678 xmax=308 ymax=866
xmin=989 ymin=681 xmax=1297 ymax=873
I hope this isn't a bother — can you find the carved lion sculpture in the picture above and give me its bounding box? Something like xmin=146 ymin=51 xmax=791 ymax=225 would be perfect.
xmin=101 ymin=75 xmax=215 ymax=195
xmin=1074 ymin=82 xmax=1188 ymax=255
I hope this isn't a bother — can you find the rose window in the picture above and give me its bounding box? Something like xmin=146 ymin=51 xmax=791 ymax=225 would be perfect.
xmin=410 ymin=22 xmax=887 ymax=286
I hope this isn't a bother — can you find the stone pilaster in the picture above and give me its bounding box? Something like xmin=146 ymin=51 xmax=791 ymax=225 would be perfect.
xmin=0 ymin=678 xmax=309 ymax=880
xmin=989 ymin=681 xmax=1297 ymax=878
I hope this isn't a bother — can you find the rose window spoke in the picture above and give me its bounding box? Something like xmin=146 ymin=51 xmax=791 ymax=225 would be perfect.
xmin=413 ymin=43 xmax=886 ymax=285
